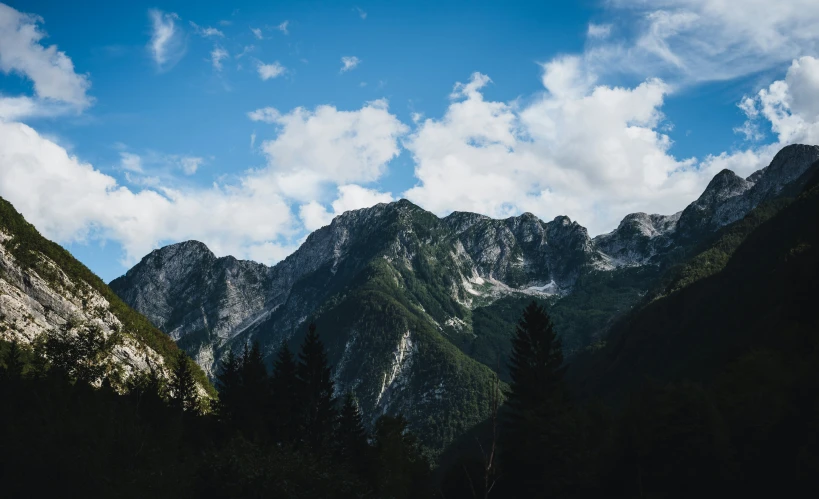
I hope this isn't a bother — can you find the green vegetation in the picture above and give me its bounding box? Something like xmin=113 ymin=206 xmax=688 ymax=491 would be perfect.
xmin=0 ymin=195 xmax=214 ymax=396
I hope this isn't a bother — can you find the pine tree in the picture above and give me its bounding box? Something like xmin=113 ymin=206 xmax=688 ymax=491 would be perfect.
xmin=506 ymin=301 xmax=565 ymax=413
xmin=170 ymin=350 xmax=199 ymax=414
xmin=214 ymin=349 xmax=241 ymax=425
xmin=499 ymin=301 xmax=573 ymax=497
xmin=2 ymin=339 xmax=25 ymax=380
xmin=335 ymin=392 xmax=372 ymax=478
xmin=270 ymin=341 xmax=300 ymax=444
xmin=237 ymin=341 xmax=270 ymax=440
xmin=373 ymin=415 xmax=430 ymax=498
xmin=297 ymin=323 xmax=337 ymax=452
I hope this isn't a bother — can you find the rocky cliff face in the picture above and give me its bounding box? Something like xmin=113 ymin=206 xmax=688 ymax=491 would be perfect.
xmin=112 ymin=201 xmax=606 ymax=375
xmin=110 ymin=143 xmax=819 ymax=449
xmin=0 ymin=198 xmax=212 ymax=393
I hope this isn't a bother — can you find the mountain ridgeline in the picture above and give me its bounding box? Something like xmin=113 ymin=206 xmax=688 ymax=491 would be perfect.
xmin=0 ymin=195 xmax=213 ymax=397
xmin=110 ymin=144 xmax=819 ymax=450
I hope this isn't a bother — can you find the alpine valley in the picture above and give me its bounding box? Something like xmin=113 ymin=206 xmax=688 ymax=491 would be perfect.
xmin=107 ymin=143 xmax=819 ymax=451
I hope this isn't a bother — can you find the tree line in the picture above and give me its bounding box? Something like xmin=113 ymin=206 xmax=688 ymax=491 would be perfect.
xmin=3 ymin=298 xmax=818 ymax=498
xmin=0 ymin=320 xmax=430 ymax=498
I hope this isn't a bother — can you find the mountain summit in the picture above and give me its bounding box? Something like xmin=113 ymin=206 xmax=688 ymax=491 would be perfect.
xmin=111 ymin=143 xmax=819 ymax=449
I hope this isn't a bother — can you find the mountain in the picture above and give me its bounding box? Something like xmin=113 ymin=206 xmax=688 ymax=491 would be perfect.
xmin=568 ymin=156 xmax=819 ymax=405
xmin=111 ymin=143 xmax=819 ymax=449
xmin=0 ymin=196 xmax=213 ymax=395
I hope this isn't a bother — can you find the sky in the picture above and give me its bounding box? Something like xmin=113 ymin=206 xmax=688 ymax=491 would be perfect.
xmin=1 ymin=0 xmax=819 ymax=282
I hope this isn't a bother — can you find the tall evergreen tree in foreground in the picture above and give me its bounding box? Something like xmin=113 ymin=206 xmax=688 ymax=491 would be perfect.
xmin=270 ymin=341 xmax=300 ymax=444
xmin=335 ymin=392 xmax=372 ymax=479
xmin=214 ymin=349 xmax=241 ymax=424
xmin=170 ymin=350 xmax=199 ymax=413
xmin=297 ymin=323 xmax=337 ymax=452
xmin=239 ymin=341 xmax=270 ymax=439
xmin=499 ymin=301 xmax=578 ymax=497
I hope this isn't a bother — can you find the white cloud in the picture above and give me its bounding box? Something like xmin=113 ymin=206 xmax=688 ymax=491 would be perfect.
xmin=738 ymin=56 xmax=819 ymax=146
xmin=404 ymin=68 xmax=711 ymax=234
xmin=355 ymin=7 xmax=367 ymax=20
xmin=250 ymin=27 xmax=263 ymax=40
xmin=247 ymin=107 xmax=280 ymax=123
xmin=148 ymin=9 xmax=185 ymax=70
xmin=250 ymin=132 xmax=256 ymax=148
xmin=256 ymin=99 xmax=408 ymax=201
xmin=0 ymin=93 xmax=407 ymax=266
xmin=299 ymin=185 xmax=394 ymax=231
xmin=587 ymin=23 xmax=612 ymax=39
xmin=119 ymin=152 xmax=143 ymax=173
xmin=0 ymin=3 xmax=91 ymax=118
xmin=178 ymin=156 xmax=203 ymax=175
xmin=340 ymin=56 xmax=360 ymax=73
xmin=257 ymin=61 xmax=285 ymax=80
xmin=210 ymin=46 xmax=228 ymax=71
xmin=189 ymin=22 xmax=224 ymax=38
xmin=0 ymin=120 xmax=297 ymax=265
xmin=587 ymin=0 xmax=819 ymax=84
xmin=275 ymin=21 xmax=289 ymax=35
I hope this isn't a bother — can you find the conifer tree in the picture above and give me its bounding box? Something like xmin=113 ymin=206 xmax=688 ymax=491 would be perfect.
xmin=2 ymin=339 xmax=24 ymax=380
xmin=238 ymin=341 xmax=270 ymax=439
xmin=297 ymin=323 xmax=336 ymax=452
xmin=500 ymin=301 xmax=572 ymax=497
xmin=335 ymin=392 xmax=372 ymax=477
xmin=373 ymin=415 xmax=430 ymax=498
xmin=270 ymin=342 xmax=299 ymax=444
xmin=214 ymin=349 xmax=241 ymax=424
xmin=170 ymin=350 xmax=199 ymax=414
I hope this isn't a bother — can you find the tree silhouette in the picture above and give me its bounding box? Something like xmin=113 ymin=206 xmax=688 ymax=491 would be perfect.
xmin=237 ymin=341 xmax=270 ymax=440
xmin=335 ymin=392 xmax=372 ymax=480
xmin=500 ymin=301 xmax=571 ymax=497
xmin=214 ymin=349 xmax=241 ymax=424
xmin=373 ymin=414 xmax=430 ymax=499
xmin=270 ymin=341 xmax=300 ymax=444
xmin=170 ymin=350 xmax=199 ymax=413
xmin=297 ymin=323 xmax=336 ymax=452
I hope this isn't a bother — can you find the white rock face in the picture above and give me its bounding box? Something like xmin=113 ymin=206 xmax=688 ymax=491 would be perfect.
xmin=0 ymin=231 xmax=168 ymax=384
xmin=595 ymin=144 xmax=819 ymax=266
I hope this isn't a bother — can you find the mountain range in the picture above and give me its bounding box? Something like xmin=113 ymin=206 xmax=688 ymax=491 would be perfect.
xmin=108 ymin=143 xmax=819 ymax=449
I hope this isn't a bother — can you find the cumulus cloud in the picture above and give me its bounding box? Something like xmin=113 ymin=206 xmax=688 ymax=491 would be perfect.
xmin=738 ymin=56 xmax=819 ymax=146
xmin=340 ymin=56 xmax=360 ymax=73
xmin=254 ymin=99 xmax=408 ymax=201
xmin=299 ymin=185 xmax=394 ymax=231
xmin=404 ymin=66 xmax=711 ymax=234
xmin=582 ymin=0 xmax=819 ymax=85
xmin=210 ymin=46 xmax=228 ymax=71
xmin=0 ymin=120 xmax=297 ymax=265
xmin=257 ymin=61 xmax=285 ymax=80
xmin=355 ymin=7 xmax=367 ymax=20
xmin=0 ymin=3 xmax=91 ymax=118
xmin=250 ymin=27 xmax=263 ymax=40
xmin=275 ymin=21 xmax=289 ymax=35
xmin=148 ymin=9 xmax=185 ymax=70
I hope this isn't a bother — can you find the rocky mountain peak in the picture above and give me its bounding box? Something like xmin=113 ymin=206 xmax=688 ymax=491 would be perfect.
xmin=697 ymin=169 xmax=753 ymax=207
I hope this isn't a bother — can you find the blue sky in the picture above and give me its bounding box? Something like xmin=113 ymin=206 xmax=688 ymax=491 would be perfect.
xmin=1 ymin=0 xmax=818 ymax=282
